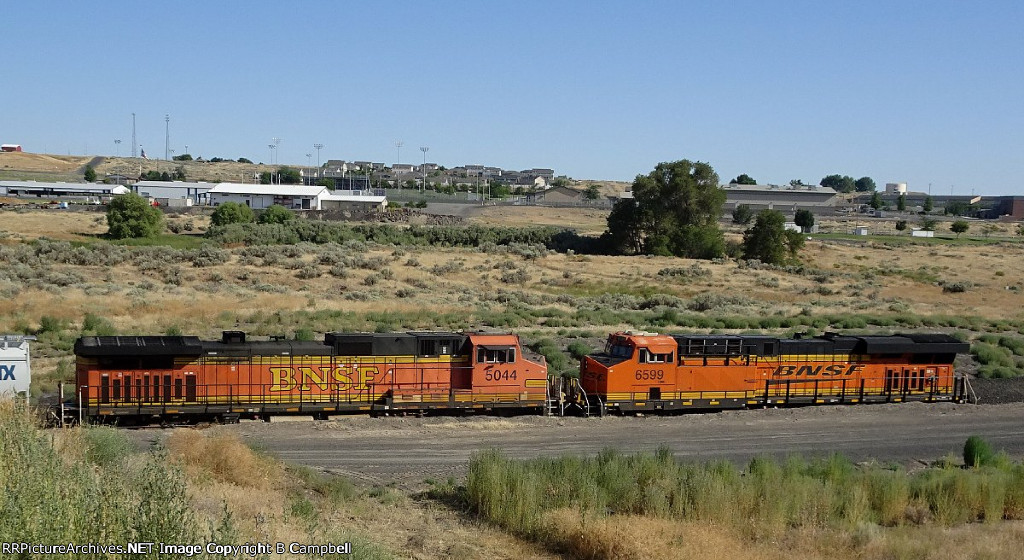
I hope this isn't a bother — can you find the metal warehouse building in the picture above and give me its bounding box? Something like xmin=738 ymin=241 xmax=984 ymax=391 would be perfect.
xmin=207 ymin=183 xmax=330 ymax=210
xmin=133 ymin=180 xmax=215 ymax=206
xmin=722 ymin=184 xmax=838 ymax=211
xmin=0 ymin=180 xmax=129 ymax=200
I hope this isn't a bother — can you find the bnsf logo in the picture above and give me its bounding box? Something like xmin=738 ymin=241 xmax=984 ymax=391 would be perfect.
xmin=0 ymin=365 xmax=15 ymax=381
xmin=773 ymin=364 xmax=864 ymax=377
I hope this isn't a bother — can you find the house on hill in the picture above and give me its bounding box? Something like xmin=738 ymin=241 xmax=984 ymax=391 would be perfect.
xmin=536 ymin=185 xmax=584 ymax=204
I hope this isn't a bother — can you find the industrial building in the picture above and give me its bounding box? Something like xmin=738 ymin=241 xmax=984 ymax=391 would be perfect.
xmin=133 ymin=181 xmax=215 ymax=206
xmin=0 ymin=180 xmax=128 ymax=201
xmin=721 ymin=184 xmax=838 ymax=211
xmin=206 ymin=183 xmax=330 ymax=210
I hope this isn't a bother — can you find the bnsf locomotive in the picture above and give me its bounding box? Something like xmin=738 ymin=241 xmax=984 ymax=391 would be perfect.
xmin=71 ymin=329 xmax=969 ymax=423
xmin=73 ymin=331 xmax=548 ymax=423
xmin=579 ymin=331 xmax=970 ymax=415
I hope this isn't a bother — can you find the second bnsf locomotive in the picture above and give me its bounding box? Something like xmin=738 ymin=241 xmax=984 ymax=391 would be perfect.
xmin=71 ymin=329 xmax=970 ymax=423
xmin=577 ymin=331 xmax=969 ymax=415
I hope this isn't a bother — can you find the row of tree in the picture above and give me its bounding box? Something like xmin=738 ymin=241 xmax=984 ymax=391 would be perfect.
xmin=605 ymin=160 xmax=803 ymax=264
xmin=729 ymin=173 xmax=878 ymax=193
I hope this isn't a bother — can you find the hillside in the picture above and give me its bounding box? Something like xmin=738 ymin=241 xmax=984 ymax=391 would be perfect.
xmin=0 ymin=151 xmax=283 ymax=184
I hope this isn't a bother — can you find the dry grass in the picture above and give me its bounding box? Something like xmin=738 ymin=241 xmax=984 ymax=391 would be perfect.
xmin=471 ymin=205 xmax=611 ymax=235
xmin=166 ymin=429 xmax=278 ymax=489
xmin=543 ymin=509 xmax=1024 ymax=560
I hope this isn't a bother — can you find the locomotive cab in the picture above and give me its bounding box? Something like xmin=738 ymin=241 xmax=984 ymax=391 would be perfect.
xmin=581 ymin=331 xmax=678 ymax=412
xmin=466 ymin=334 xmax=548 ymax=404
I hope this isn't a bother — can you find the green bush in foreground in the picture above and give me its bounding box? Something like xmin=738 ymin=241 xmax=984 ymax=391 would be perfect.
xmin=467 ymin=445 xmax=1024 ymax=540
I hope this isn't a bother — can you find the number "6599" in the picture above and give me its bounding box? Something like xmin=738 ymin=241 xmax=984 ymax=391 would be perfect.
xmin=635 ymin=370 xmax=664 ymax=381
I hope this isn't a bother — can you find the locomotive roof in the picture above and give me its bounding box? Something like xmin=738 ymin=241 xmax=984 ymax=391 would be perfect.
xmin=667 ymin=332 xmax=968 ymax=357
xmin=76 ymin=331 xmax=475 ymax=358
xmin=75 ymin=336 xmax=204 ymax=357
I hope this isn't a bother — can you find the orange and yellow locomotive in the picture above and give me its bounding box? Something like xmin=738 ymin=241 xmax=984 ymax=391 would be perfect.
xmin=578 ymin=331 xmax=969 ymax=415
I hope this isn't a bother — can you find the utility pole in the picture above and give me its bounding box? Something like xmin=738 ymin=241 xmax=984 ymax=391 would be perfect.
xmin=419 ymin=146 xmax=429 ymax=193
xmin=164 ymin=114 xmax=170 ymax=161
xmin=395 ymin=140 xmax=403 ymax=165
xmin=306 ymin=153 xmax=312 ymax=185
xmin=131 ymin=113 xmax=136 ymax=158
xmin=114 ymin=139 xmax=121 ymax=157
xmin=313 ymin=143 xmax=324 ymax=181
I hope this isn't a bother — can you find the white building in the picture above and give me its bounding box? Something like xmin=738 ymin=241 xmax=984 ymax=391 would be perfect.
xmin=207 ymin=183 xmax=329 ymax=210
xmin=321 ymin=191 xmax=388 ymax=212
xmin=133 ymin=181 xmax=215 ymax=206
xmin=0 ymin=180 xmax=128 ymax=200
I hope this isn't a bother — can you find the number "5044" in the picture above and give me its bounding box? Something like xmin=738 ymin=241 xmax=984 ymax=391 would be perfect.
xmin=485 ymin=370 xmax=517 ymax=381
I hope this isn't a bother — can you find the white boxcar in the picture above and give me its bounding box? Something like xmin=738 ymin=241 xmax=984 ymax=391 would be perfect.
xmin=0 ymin=336 xmax=33 ymax=396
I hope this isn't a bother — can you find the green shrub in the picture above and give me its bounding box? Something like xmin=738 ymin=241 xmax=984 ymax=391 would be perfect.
xmin=964 ymin=436 xmax=995 ymax=468
xmin=83 ymin=426 xmax=135 ymax=467
xmin=257 ymin=204 xmax=294 ymax=225
xmin=210 ymin=202 xmax=255 ymax=226
xmin=107 ymin=193 xmax=165 ymax=239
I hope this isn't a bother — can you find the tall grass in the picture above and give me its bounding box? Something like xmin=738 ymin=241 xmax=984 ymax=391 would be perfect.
xmin=466 ymin=447 xmax=1024 ymax=543
xmin=0 ymin=402 xmax=202 ymax=558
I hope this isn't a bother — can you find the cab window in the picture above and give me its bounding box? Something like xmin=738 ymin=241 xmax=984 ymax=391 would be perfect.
xmin=477 ymin=347 xmax=516 ymax=364
xmin=639 ymin=349 xmax=673 ymax=363
xmin=606 ymin=343 xmax=634 ymax=358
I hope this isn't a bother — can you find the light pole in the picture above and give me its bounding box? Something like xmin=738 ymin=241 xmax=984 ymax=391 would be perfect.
xmin=272 ymin=137 xmax=281 ymax=164
xmin=131 ymin=113 xmax=136 ymax=157
xmin=306 ymin=153 xmax=312 ymax=185
xmin=419 ymin=146 xmax=429 ymax=193
xmin=164 ymin=114 xmax=170 ymax=161
xmin=313 ymin=143 xmax=324 ymax=180
xmin=114 ymin=139 xmax=121 ymax=157
xmin=185 ymin=144 xmax=188 ymax=157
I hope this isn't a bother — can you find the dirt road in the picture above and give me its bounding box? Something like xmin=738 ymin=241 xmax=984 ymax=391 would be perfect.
xmin=167 ymin=402 xmax=1024 ymax=490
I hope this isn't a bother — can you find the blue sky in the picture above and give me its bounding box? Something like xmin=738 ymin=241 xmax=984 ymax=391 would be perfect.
xmin=3 ymin=1 xmax=1022 ymax=194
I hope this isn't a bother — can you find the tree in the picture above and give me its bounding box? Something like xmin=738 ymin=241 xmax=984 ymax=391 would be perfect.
xmin=603 ymin=159 xmax=725 ymax=258
xmin=895 ymin=220 xmax=908 ymax=232
xmin=897 ymin=194 xmax=906 ymax=212
xmin=950 ymin=220 xmax=969 ymax=238
xmin=106 ymin=193 xmax=163 ymax=239
xmin=921 ymin=217 xmax=938 ymax=231
xmin=237 ymin=157 xmax=253 ymax=164
xmin=551 ymin=177 xmax=570 ymax=188
xmin=923 ymin=196 xmax=934 ymax=213
xmin=820 ymin=174 xmax=856 ymax=193
xmin=732 ymin=204 xmax=754 ymax=225
xmin=944 ymin=200 xmax=972 ymax=217
xmin=869 ymin=191 xmax=882 ymax=210
xmin=731 ymin=173 xmax=757 ymax=185
xmin=855 ymin=177 xmax=876 ymax=192
xmin=174 ymin=166 xmax=186 ymax=181
xmin=258 ymin=204 xmax=294 ymax=225
xmin=1017 ymin=223 xmax=1024 ymax=237
xmin=172 ymin=154 xmax=193 ymax=161
xmin=742 ymin=210 xmax=801 ymax=264
xmin=316 ymin=178 xmax=336 ymax=189
xmin=83 ymin=165 xmax=97 ymax=182
xmin=584 ymin=184 xmax=601 ymax=200
xmin=794 ymin=209 xmax=815 ymax=233
xmin=210 ymin=201 xmax=255 ymax=226
xmin=789 ymin=179 xmax=806 ymax=187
